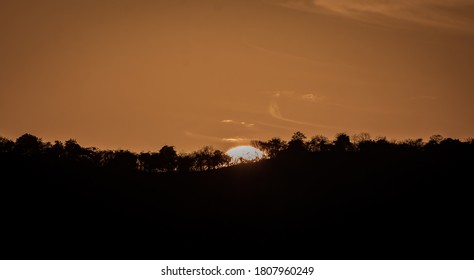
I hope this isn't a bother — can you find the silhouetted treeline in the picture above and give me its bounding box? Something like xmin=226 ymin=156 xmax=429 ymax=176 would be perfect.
xmin=2 ymin=132 xmax=472 ymax=173
xmin=0 ymin=133 xmax=231 ymax=173
xmin=252 ymin=131 xmax=474 ymax=157
xmin=1 ymin=132 xmax=474 ymax=260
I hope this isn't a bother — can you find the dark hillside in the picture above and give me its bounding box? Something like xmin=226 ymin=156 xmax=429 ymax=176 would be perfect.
xmin=1 ymin=142 xmax=473 ymax=259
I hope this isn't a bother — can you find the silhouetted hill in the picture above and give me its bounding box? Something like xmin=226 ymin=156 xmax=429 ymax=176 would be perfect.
xmin=1 ymin=133 xmax=473 ymax=259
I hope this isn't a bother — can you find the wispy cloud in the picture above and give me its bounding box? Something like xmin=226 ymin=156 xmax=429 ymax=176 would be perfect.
xmin=273 ymin=90 xmax=295 ymax=98
xmin=268 ymin=101 xmax=283 ymax=120
xmin=301 ymin=93 xmax=325 ymax=102
xmin=273 ymin=0 xmax=474 ymax=32
xmin=222 ymin=137 xmax=250 ymax=143
xmin=268 ymin=100 xmax=336 ymax=129
xmin=268 ymin=90 xmax=332 ymax=128
xmin=241 ymin=122 xmax=255 ymax=128
xmin=220 ymin=119 xmax=255 ymax=128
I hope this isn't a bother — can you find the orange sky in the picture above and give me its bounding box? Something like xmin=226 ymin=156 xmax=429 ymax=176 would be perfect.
xmin=1 ymin=0 xmax=474 ymax=152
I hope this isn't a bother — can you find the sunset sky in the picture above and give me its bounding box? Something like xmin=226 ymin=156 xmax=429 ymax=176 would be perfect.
xmin=1 ymin=0 xmax=473 ymax=152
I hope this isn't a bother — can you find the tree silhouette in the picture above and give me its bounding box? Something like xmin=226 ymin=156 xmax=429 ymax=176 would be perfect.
xmin=138 ymin=152 xmax=153 ymax=172
xmin=400 ymin=138 xmax=424 ymax=152
xmin=352 ymin=132 xmax=371 ymax=150
xmin=50 ymin=140 xmax=65 ymax=157
xmin=0 ymin=137 xmax=14 ymax=154
xmin=157 ymin=145 xmax=178 ymax=172
xmin=424 ymin=135 xmax=443 ymax=152
xmin=147 ymin=152 xmax=161 ymax=172
xmin=288 ymin=131 xmax=307 ymax=152
xmin=306 ymin=135 xmax=330 ymax=152
xmin=439 ymin=138 xmax=463 ymax=153
xmin=333 ymin=133 xmax=353 ymax=152
xmin=429 ymin=134 xmax=444 ymax=144
xmin=107 ymin=150 xmax=137 ymax=171
xmin=358 ymin=136 xmax=394 ymax=153
xmin=210 ymin=149 xmax=231 ymax=169
xmin=194 ymin=146 xmax=214 ymax=171
xmin=15 ymin=133 xmax=43 ymax=156
xmin=64 ymin=139 xmax=87 ymax=161
xmin=251 ymin=137 xmax=287 ymax=158
xmin=193 ymin=146 xmax=230 ymax=171
xmin=176 ymin=153 xmax=196 ymax=172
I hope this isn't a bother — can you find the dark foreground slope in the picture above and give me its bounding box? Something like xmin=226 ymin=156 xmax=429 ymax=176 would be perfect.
xmin=1 ymin=150 xmax=473 ymax=259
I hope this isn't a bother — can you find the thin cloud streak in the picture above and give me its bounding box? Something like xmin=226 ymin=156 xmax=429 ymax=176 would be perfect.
xmin=222 ymin=137 xmax=250 ymax=143
xmin=274 ymin=0 xmax=474 ymax=33
xmin=301 ymin=93 xmax=325 ymax=102
xmin=220 ymin=119 xmax=255 ymax=128
xmin=268 ymin=100 xmax=337 ymax=130
xmin=185 ymin=131 xmax=251 ymax=146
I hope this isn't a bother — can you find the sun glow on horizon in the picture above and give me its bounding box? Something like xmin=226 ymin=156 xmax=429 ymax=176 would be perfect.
xmin=226 ymin=146 xmax=264 ymax=163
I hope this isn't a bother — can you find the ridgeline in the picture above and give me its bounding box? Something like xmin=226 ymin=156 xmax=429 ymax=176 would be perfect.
xmin=1 ymin=132 xmax=473 ymax=259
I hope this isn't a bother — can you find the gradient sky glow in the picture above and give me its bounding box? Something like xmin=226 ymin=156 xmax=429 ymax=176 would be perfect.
xmin=1 ymin=0 xmax=473 ymax=152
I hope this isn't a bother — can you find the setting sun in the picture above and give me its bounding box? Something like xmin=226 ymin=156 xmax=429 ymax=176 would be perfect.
xmin=226 ymin=146 xmax=264 ymax=163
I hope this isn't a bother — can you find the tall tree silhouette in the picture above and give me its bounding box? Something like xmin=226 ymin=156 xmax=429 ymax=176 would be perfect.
xmin=157 ymin=145 xmax=178 ymax=172
xmin=251 ymin=137 xmax=287 ymax=158
xmin=15 ymin=133 xmax=43 ymax=156
xmin=64 ymin=139 xmax=87 ymax=161
xmin=307 ymin=135 xmax=330 ymax=152
xmin=288 ymin=131 xmax=307 ymax=152
xmin=333 ymin=133 xmax=353 ymax=152
xmin=352 ymin=132 xmax=371 ymax=150
xmin=193 ymin=146 xmax=213 ymax=171
xmin=210 ymin=149 xmax=231 ymax=169
xmin=193 ymin=146 xmax=230 ymax=171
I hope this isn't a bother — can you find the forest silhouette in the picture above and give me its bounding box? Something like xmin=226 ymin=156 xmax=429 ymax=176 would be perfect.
xmin=1 ymin=132 xmax=473 ymax=259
